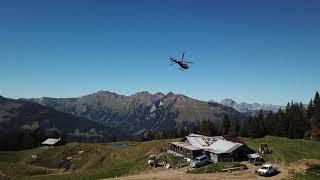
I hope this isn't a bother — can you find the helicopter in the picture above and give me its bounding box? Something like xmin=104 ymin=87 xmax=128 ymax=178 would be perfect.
xmin=169 ymin=52 xmax=193 ymax=70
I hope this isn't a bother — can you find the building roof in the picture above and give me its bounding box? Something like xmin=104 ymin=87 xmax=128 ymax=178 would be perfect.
xmin=42 ymin=138 xmax=61 ymax=145
xmin=171 ymin=134 xmax=243 ymax=154
xmin=207 ymin=139 xmax=243 ymax=154
xmin=247 ymin=153 xmax=262 ymax=159
xmin=170 ymin=141 xmax=201 ymax=151
xmin=186 ymin=133 xmax=225 ymax=148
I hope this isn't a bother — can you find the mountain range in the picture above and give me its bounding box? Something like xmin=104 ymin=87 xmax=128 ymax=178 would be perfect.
xmin=27 ymin=91 xmax=245 ymax=136
xmin=1 ymin=90 xmax=283 ymax=149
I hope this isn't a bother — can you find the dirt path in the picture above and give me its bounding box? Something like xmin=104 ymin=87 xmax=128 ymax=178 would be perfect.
xmin=106 ymin=160 xmax=311 ymax=180
xmin=107 ymin=166 xmax=275 ymax=180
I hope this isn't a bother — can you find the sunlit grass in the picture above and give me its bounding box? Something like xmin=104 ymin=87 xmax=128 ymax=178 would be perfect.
xmin=241 ymin=136 xmax=320 ymax=163
xmin=0 ymin=136 xmax=319 ymax=179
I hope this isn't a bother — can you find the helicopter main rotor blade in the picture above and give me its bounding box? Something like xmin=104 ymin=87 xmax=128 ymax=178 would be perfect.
xmin=184 ymin=61 xmax=193 ymax=64
xmin=182 ymin=52 xmax=185 ymax=60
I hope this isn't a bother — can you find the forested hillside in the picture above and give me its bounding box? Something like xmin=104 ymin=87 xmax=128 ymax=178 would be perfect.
xmin=182 ymin=92 xmax=320 ymax=141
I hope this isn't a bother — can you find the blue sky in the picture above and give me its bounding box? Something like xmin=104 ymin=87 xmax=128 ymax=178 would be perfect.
xmin=0 ymin=0 xmax=319 ymax=105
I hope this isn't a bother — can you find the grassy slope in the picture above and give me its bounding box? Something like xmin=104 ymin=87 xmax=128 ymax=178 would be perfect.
xmin=241 ymin=136 xmax=320 ymax=163
xmin=0 ymin=136 xmax=319 ymax=179
xmin=0 ymin=139 xmax=171 ymax=180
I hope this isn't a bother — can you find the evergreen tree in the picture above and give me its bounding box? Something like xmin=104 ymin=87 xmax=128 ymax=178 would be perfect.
xmin=288 ymin=103 xmax=306 ymax=138
xmin=264 ymin=111 xmax=276 ymax=135
xmin=314 ymin=92 xmax=320 ymax=107
xmin=311 ymin=92 xmax=320 ymax=128
xmin=196 ymin=119 xmax=216 ymax=136
xmin=247 ymin=116 xmax=266 ymax=138
xmin=228 ymin=119 xmax=240 ymax=136
xmin=191 ymin=121 xmax=200 ymax=134
xmin=247 ymin=116 xmax=257 ymax=137
xmin=219 ymin=114 xmax=231 ymax=135
xmin=199 ymin=120 xmax=209 ymax=135
xmin=306 ymin=99 xmax=314 ymax=131
xmin=208 ymin=120 xmax=217 ymax=136
xmin=306 ymin=99 xmax=314 ymax=120
xmin=273 ymin=108 xmax=285 ymax=136
xmin=297 ymin=102 xmax=307 ymax=138
xmin=277 ymin=103 xmax=291 ymax=137
xmin=209 ymin=123 xmax=217 ymax=136
xmin=257 ymin=110 xmax=267 ymax=137
xmin=239 ymin=120 xmax=248 ymax=137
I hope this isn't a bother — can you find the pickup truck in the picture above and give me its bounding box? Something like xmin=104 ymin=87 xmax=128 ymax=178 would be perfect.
xmin=258 ymin=164 xmax=277 ymax=176
xmin=190 ymin=155 xmax=209 ymax=168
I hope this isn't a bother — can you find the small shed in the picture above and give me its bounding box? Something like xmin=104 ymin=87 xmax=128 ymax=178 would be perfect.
xmin=247 ymin=153 xmax=263 ymax=164
xmin=41 ymin=138 xmax=61 ymax=147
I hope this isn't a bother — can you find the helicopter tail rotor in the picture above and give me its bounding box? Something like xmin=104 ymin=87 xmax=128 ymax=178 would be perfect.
xmin=169 ymin=57 xmax=176 ymax=65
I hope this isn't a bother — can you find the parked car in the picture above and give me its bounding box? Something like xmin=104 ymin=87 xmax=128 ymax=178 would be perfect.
xmin=190 ymin=155 xmax=209 ymax=168
xmin=258 ymin=164 xmax=277 ymax=176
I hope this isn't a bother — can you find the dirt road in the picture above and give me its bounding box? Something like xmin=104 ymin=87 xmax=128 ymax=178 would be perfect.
xmin=107 ymin=159 xmax=320 ymax=180
xmin=107 ymin=162 xmax=289 ymax=180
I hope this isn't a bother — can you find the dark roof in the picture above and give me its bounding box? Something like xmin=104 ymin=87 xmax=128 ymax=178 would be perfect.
xmin=222 ymin=135 xmax=241 ymax=143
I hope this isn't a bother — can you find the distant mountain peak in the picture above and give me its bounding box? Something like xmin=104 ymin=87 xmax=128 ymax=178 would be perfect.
xmin=166 ymin=92 xmax=175 ymax=96
xmin=95 ymin=90 xmax=118 ymax=95
xmin=220 ymin=98 xmax=283 ymax=113
xmin=132 ymin=91 xmax=152 ymax=96
xmin=221 ymin=98 xmax=237 ymax=104
xmin=154 ymin=92 xmax=165 ymax=96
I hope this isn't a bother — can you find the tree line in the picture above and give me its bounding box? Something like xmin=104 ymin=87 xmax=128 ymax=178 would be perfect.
xmin=144 ymin=92 xmax=320 ymax=141
xmin=143 ymin=114 xmax=239 ymax=140
xmin=240 ymin=91 xmax=320 ymax=140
